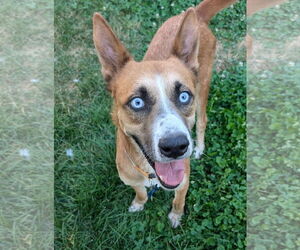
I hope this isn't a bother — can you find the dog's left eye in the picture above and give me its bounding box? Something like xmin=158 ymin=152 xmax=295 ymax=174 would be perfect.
xmin=178 ymin=91 xmax=191 ymax=104
xmin=130 ymin=97 xmax=145 ymax=110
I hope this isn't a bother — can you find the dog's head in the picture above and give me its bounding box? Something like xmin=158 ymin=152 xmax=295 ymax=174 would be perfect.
xmin=93 ymin=9 xmax=200 ymax=189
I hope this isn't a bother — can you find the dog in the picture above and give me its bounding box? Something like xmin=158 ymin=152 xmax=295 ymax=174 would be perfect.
xmin=93 ymin=0 xmax=236 ymax=228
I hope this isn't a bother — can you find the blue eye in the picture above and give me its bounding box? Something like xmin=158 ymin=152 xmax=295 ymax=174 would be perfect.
xmin=130 ymin=97 xmax=145 ymax=110
xmin=179 ymin=92 xmax=190 ymax=104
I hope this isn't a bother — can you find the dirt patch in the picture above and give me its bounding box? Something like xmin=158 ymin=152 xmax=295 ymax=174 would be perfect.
xmin=285 ymin=35 xmax=300 ymax=50
xmin=248 ymin=35 xmax=299 ymax=72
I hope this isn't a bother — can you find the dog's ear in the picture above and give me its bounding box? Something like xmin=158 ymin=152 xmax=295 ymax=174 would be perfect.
xmin=93 ymin=13 xmax=132 ymax=90
xmin=172 ymin=8 xmax=200 ymax=73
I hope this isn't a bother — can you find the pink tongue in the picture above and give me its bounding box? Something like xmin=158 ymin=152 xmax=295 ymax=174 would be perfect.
xmin=155 ymin=159 xmax=185 ymax=187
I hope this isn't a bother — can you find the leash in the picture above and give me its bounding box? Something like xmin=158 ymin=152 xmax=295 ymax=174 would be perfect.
xmin=124 ymin=149 xmax=160 ymax=199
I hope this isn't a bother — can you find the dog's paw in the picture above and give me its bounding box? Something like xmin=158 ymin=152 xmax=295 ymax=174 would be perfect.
xmin=168 ymin=212 xmax=182 ymax=228
xmin=128 ymin=201 xmax=144 ymax=212
xmin=194 ymin=143 xmax=204 ymax=159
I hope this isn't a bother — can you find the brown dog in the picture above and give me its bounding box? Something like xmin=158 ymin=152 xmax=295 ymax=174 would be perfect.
xmin=93 ymin=0 xmax=236 ymax=228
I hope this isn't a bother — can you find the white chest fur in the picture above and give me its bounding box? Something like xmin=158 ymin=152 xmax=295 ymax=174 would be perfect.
xmin=143 ymin=177 xmax=161 ymax=188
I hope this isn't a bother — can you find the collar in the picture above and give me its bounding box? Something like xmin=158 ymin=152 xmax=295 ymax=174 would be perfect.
xmin=124 ymin=149 xmax=156 ymax=179
xmin=124 ymin=149 xmax=160 ymax=199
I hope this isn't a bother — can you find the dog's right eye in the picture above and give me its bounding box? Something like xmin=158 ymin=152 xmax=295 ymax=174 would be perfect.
xmin=178 ymin=91 xmax=191 ymax=104
xmin=129 ymin=97 xmax=145 ymax=110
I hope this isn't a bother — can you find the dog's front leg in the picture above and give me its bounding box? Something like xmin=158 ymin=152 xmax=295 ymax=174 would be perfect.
xmin=128 ymin=185 xmax=148 ymax=212
xmin=195 ymin=95 xmax=208 ymax=159
xmin=168 ymin=178 xmax=189 ymax=228
xmin=194 ymin=27 xmax=216 ymax=159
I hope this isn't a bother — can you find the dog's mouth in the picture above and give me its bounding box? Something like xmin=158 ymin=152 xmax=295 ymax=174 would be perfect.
xmin=154 ymin=160 xmax=185 ymax=189
xmin=130 ymin=134 xmax=185 ymax=189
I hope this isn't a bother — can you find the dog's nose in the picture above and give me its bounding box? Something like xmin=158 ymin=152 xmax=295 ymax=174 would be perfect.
xmin=159 ymin=133 xmax=189 ymax=158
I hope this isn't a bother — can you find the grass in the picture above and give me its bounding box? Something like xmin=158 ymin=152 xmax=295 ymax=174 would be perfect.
xmin=247 ymin=1 xmax=300 ymax=249
xmin=0 ymin=0 xmax=53 ymax=249
xmin=55 ymin=0 xmax=246 ymax=249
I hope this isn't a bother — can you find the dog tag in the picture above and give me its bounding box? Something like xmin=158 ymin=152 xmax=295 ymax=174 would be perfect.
xmin=147 ymin=184 xmax=159 ymax=200
xmin=148 ymin=173 xmax=156 ymax=179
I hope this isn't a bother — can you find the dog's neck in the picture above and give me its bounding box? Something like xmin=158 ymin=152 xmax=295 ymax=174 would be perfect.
xmin=117 ymin=128 xmax=147 ymax=167
xmin=117 ymin=128 xmax=133 ymax=151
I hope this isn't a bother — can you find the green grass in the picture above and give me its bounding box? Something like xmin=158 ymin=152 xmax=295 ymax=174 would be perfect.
xmin=55 ymin=0 xmax=246 ymax=249
xmin=248 ymin=1 xmax=300 ymax=249
xmin=0 ymin=0 xmax=53 ymax=249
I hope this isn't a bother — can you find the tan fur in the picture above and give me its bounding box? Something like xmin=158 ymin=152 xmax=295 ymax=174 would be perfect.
xmin=144 ymin=3 xmax=227 ymax=159
xmin=93 ymin=0 xmax=236 ymax=228
xmin=195 ymin=0 xmax=237 ymax=23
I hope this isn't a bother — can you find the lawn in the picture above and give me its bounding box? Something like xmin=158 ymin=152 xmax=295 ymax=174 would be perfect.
xmin=0 ymin=0 xmax=53 ymax=249
xmin=247 ymin=1 xmax=300 ymax=249
xmin=55 ymin=0 xmax=246 ymax=249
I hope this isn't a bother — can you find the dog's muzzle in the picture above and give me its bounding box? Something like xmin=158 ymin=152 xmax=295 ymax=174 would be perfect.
xmin=159 ymin=133 xmax=189 ymax=159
